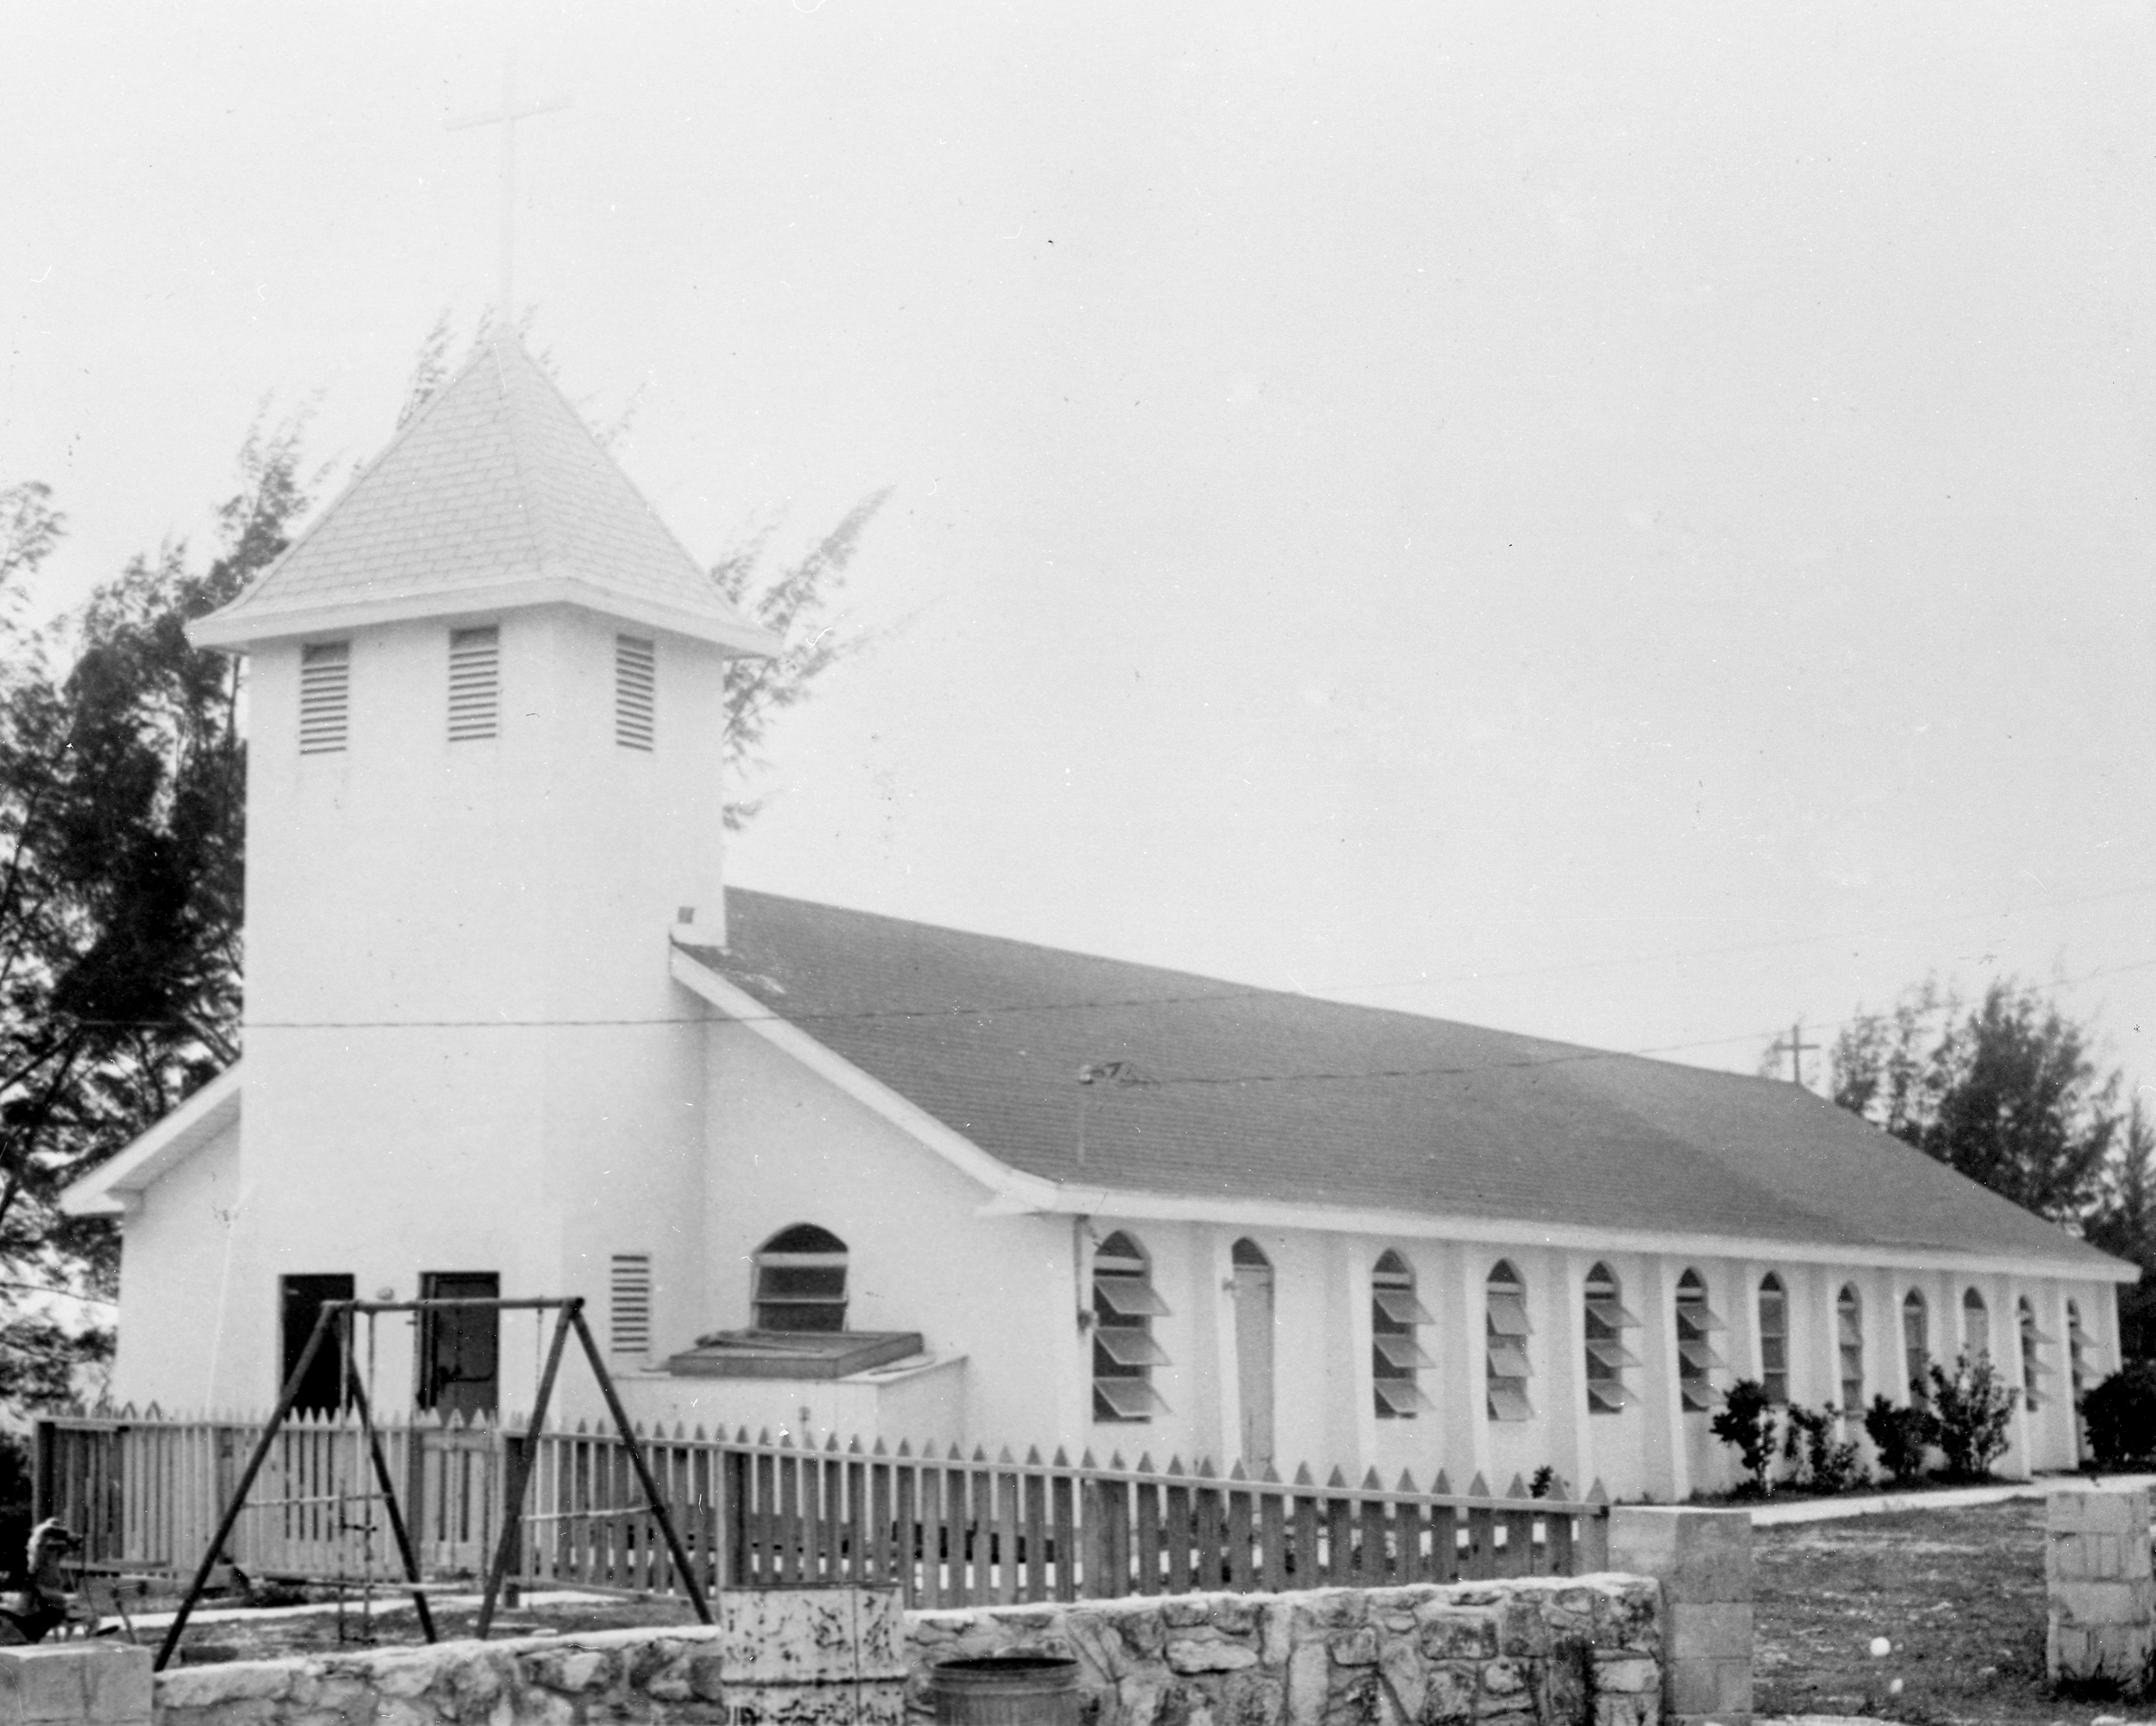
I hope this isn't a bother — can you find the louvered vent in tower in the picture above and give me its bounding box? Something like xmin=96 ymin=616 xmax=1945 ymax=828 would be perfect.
xmin=610 ymin=1254 xmax=652 ymax=1356
xmin=448 ymin=626 xmax=500 ymax=741
xmin=615 ymin=636 xmax=655 ymax=750
xmin=299 ymin=642 xmax=351 ymax=755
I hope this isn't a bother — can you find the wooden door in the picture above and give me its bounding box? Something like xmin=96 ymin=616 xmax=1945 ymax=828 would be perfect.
xmin=1231 ymin=1240 xmax=1275 ymax=1467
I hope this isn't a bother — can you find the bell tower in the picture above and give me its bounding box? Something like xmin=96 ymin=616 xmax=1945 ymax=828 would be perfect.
xmin=184 ymin=336 xmax=776 ymax=1407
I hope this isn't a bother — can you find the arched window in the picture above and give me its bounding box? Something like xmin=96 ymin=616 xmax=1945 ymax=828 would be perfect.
xmin=1485 ymin=1262 xmax=1534 ymax=1421
xmin=1903 ymin=1290 xmax=1929 ymax=1403
xmin=1372 ymin=1251 xmax=1433 ymax=1418
xmin=1758 ymin=1274 xmax=1789 ymax=1404
xmin=1092 ymin=1231 xmax=1169 ymax=1421
xmin=752 ymin=1224 xmax=847 ymax=1332
xmin=2018 ymin=1297 xmax=2052 ymax=1412
xmin=1963 ymin=1287 xmax=1989 ymax=1361
xmin=1837 ymin=1286 xmax=1864 ymax=1414
xmin=1583 ymin=1263 xmax=1640 ymax=1415
xmin=1675 ymin=1270 xmax=1724 ymax=1412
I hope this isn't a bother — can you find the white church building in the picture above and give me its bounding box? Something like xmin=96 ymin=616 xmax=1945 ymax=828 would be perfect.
xmin=63 ymin=336 xmax=2134 ymax=1502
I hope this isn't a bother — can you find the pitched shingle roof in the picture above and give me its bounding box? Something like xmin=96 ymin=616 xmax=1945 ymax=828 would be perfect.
xmin=192 ymin=337 xmax=777 ymax=654
xmin=705 ymin=889 xmax=2128 ymax=1273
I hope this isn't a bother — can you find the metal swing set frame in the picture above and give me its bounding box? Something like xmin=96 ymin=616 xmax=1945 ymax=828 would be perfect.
xmin=153 ymin=1294 xmax=713 ymax=1671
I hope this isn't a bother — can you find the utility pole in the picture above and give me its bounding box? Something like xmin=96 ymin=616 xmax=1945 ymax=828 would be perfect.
xmin=1767 ymin=1020 xmax=1818 ymax=1090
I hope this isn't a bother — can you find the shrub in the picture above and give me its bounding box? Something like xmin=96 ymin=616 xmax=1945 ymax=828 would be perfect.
xmin=1710 ymin=1377 xmax=1781 ymax=1494
xmin=2081 ymin=1361 xmax=2156 ymax=1469
xmin=1783 ymin=1402 xmax=1867 ymax=1493
xmin=1926 ymin=1351 xmax=2017 ymax=1481
xmin=1864 ymin=1393 xmax=1937 ymax=1483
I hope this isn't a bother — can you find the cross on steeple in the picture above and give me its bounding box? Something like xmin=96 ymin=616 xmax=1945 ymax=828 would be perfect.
xmin=446 ymin=48 xmax=571 ymax=321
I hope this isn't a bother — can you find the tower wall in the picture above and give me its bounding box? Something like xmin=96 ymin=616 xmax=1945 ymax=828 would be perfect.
xmin=200 ymin=605 xmax=728 ymax=1413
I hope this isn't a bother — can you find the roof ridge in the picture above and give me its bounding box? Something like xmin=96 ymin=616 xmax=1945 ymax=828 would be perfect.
xmin=488 ymin=338 xmax=553 ymax=582
xmin=724 ymin=886 xmax=1600 ymax=1059
xmin=511 ymin=336 xmax=725 ymax=601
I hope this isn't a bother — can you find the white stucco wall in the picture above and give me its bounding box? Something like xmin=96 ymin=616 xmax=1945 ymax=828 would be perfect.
xmin=107 ymin=1121 xmax=242 ymax=1412
xmin=698 ymin=1020 xmax=1080 ymax=1452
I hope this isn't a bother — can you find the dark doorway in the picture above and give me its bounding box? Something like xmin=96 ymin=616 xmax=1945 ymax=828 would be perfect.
xmin=279 ymin=1273 xmax=355 ymax=1414
xmin=417 ymin=1272 xmax=500 ymax=1420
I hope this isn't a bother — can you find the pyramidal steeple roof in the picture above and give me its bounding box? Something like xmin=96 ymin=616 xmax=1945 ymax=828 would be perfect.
xmin=191 ymin=336 xmax=779 ymax=655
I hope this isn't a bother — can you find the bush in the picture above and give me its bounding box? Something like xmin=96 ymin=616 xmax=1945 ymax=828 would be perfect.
xmin=1864 ymin=1393 xmax=1937 ymax=1483
xmin=1710 ymin=1378 xmax=1781 ymax=1494
xmin=2081 ymin=1361 xmax=2156 ymax=1468
xmin=1783 ymin=1402 xmax=1867 ymax=1493
xmin=1926 ymin=1351 xmax=2017 ymax=1480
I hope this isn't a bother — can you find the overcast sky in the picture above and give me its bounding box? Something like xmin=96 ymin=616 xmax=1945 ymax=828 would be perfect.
xmin=6 ymin=2 xmax=2156 ymax=1101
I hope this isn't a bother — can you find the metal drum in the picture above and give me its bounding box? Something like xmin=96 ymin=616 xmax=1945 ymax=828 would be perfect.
xmin=927 ymin=1655 xmax=1083 ymax=1726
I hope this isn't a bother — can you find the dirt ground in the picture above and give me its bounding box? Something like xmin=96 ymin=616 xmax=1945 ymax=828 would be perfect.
xmin=1755 ymin=1498 xmax=2142 ymax=1724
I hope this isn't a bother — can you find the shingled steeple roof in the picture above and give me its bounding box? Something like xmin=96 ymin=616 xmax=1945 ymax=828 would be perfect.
xmin=191 ymin=336 xmax=778 ymax=655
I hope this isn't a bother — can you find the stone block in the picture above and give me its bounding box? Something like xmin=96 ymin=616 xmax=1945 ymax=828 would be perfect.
xmin=859 ymin=1678 xmax=909 ymax=1726
xmin=1591 ymin=1589 xmax=1658 ymax=1657
xmin=720 ymin=1682 xmax=868 ymax=1726
xmin=80 ymin=1650 xmax=150 ymax=1726
xmin=1419 ymin=1663 xmax=1476 ymax=1724
xmin=856 ymin=1590 xmax=908 ymax=1680
xmin=1326 ymin=1631 xmax=1377 ymax=1668
xmin=1168 ymin=1641 xmax=1259 ymax=1675
xmin=1415 ymin=1614 xmax=1495 ymax=1663
xmin=1286 ymin=1641 xmax=1330 ymax=1726
xmin=2053 ymin=1578 xmax=2149 ymax=1624
xmin=2095 ymin=1534 xmax=2123 ymax=1580
xmin=1665 ymin=1604 xmax=1750 ymax=1661
xmin=1665 ymin=1656 xmax=1749 ymax=1720
xmin=1494 ymin=1602 xmax=1550 ymax=1660
xmin=2051 ymin=1488 xmax=2148 ymax=1534
xmin=725 ymin=1589 xmax=903 ymax=1683
xmin=1375 ymin=1639 xmax=1424 ymax=1722
xmin=1590 ymin=1659 xmax=1658 ymax=1696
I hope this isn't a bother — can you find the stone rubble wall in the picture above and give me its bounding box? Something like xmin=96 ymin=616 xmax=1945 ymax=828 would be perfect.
xmin=2047 ymin=1486 xmax=2156 ymax=1692
xmin=136 ymin=1576 xmax=1664 ymax=1726
xmin=153 ymin=1590 xmax=907 ymax=1726
xmin=907 ymin=1576 xmax=1663 ymax=1726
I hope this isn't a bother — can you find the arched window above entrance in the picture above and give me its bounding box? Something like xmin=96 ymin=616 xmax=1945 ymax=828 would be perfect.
xmin=753 ymin=1224 xmax=848 ymax=1333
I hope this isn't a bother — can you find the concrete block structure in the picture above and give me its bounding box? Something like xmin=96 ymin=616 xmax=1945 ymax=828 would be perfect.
xmin=1608 ymin=1506 xmax=1750 ymax=1726
xmin=0 ymin=1644 xmax=152 ymax=1726
xmin=2047 ymin=1487 xmax=2155 ymax=1691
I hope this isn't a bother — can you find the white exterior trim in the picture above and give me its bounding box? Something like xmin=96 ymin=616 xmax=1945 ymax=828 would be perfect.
xmin=58 ymin=1066 xmax=242 ymax=1217
xmin=188 ymin=580 xmax=781 ymax=657
xmin=668 ymin=946 xmax=1060 ymax=1207
xmin=974 ymin=1181 xmax=2136 ymax=1284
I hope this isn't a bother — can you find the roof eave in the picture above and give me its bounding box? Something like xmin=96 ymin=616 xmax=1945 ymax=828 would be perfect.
xmin=974 ymin=1181 xmax=2140 ymax=1283
xmin=188 ymin=577 xmax=781 ymax=657
xmin=59 ymin=1066 xmax=243 ymax=1217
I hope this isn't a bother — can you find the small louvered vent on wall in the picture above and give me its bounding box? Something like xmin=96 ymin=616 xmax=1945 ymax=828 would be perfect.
xmin=610 ymin=1254 xmax=652 ymax=1356
xmin=448 ymin=626 xmax=500 ymax=741
xmin=299 ymin=642 xmax=351 ymax=755
xmin=615 ymin=636 xmax=655 ymax=750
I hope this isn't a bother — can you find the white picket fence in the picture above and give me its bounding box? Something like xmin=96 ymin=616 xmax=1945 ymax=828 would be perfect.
xmin=37 ymin=1408 xmax=1609 ymax=1606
